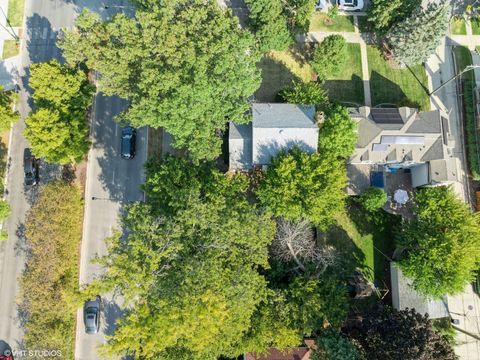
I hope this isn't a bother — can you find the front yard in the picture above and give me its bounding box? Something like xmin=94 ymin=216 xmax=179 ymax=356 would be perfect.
xmin=367 ymin=46 xmax=430 ymax=110
xmin=323 ymin=43 xmax=364 ymax=105
xmin=7 ymin=0 xmax=25 ymax=27
xmin=309 ymin=13 xmax=355 ymax=32
xmin=2 ymin=40 xmax=19 ymax=59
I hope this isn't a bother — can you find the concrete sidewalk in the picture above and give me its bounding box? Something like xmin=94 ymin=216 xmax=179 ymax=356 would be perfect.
xmin=0 ymin=0 xmax=21 ymax=89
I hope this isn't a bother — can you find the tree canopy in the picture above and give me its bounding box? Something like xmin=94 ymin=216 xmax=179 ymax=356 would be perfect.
xmin=256 ymin=147 xmax=346 ymax=229
xmin=245 ymin=0 xmax=292 ymax=52
xmin=345 ymin=307 xmax=456 ymax=360
xmin=367 ymin=0 xmax=421 ymax=34
xmin=397 ymin=186 xmax=480 ymax=298
xmin=280 ymin=81 xmax=329 ymax=110
xmin=24 ymin=60 xmax=93 ymax=164
xmin=311 ymin=35 xmax=347 ymax=80
xmin=313 ymin=329 xmax=359 ymax=360
xmin=0 ymin=87 xmax=19 ymax=131
xmin=60 ymin=1 xmax=261 ymax=160
xmin=87 ymin=157 xmax=277 ymax=359
xmin=318 ymin=106 xmax=357 ymax=159
xmin=387 ymin=3 xmax=450 ymax=65
xmin=358 ymin=187 xmax=388 ymax=212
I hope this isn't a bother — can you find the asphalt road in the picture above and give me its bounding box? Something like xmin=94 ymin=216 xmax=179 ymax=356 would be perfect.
xmin=75 ymin=93 xmax=146 ymax=360
xmin=0 ymin=1 xmax=142 ymax=358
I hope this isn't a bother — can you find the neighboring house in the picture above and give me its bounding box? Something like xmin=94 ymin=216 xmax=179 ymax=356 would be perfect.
xmin=390 ymin=263 xmax=449 ymax=319
xmin=347 ymin=106 xmax=458 ymax=195
xmin=229 ymin=103 xmax=319 ymax=170
xmin=245 ymin=339 xmax=315 ymax=360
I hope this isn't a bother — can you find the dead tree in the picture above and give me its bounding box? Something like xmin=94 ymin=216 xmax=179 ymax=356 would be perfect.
xmin=271 ymin=218 xmax=337 ymax=276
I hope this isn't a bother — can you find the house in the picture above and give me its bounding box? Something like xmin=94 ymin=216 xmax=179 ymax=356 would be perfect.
xmin=390 ymin=263 xmax=449 ymax=319
xmin=245 ymin=339 xmax=316 ymax=360
xmin=229 ymin=103 xmax=319 ymax=170
xmin=347 ymin=106 xmax=458 ymax=195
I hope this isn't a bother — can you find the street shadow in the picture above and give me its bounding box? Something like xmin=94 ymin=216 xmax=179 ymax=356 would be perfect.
xmin=13 ymin=222 xmax=29 ymax=258
xmin=224 ymin=0 xmax=249 ymax=28
xmin=57 ymin=0 xmax=135 ymax=20
xmin=25 ymin=14 xmax=62 ymax=64
xmin=102 ymin=299 xmax=125 ymax=337
xmin=370 ymin=71 xmax=421 ymax=109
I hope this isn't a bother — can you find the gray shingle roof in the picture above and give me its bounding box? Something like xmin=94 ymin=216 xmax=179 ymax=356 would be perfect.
xmin=406 ymin=111 xmax=442 ymax=134
xmin=253 ymin=103 xmax=317 ymax=128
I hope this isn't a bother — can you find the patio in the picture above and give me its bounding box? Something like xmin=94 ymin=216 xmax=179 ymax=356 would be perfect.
xmin=383 ymin=167 xmax=414 ymax=219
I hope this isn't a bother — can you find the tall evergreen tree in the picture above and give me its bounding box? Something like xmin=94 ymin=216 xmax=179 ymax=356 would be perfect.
xmin=367 ymin=0 xmax=421 ymax=35
xmin=387 ymin=3 xmax=450 ymax=66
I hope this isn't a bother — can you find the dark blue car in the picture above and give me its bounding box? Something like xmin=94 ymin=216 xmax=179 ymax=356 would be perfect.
xmin=121 ymin=126 xmax=136 ymax=159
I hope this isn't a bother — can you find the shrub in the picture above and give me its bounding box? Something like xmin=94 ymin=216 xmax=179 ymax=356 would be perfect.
xmin=358 ymin=187 xmax=388 ymax=211
xmin=311 ymin=35 xmax=347 ymax=80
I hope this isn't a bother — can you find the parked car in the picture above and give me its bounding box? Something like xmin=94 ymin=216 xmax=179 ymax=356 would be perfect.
xmin=336 ymin=0 xmax=364 ymax=11
xmin=121 ymin=126 xmax=136 ymax=159
xmin=83 ymin=296 xmax=101 ymax=334
xmin=315 ymin=0 xmax=327 ymax=10
xmin=23 ymin=148 xmax=38 ymax=186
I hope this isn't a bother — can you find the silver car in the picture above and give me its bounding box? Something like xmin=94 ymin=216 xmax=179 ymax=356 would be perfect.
xmin=337 ymin=0 xmax=364 ymax=11
xmin=83 ymin=296 xmax=101 ymax=334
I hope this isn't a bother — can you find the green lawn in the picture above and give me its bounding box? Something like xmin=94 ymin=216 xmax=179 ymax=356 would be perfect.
xmin=367 ymin=46 xmax=430 ymax=110
xmin=7 ymin=0 xmax=24 ymax=27
xmin=256 ymin=45 xmax=313 ymax=102
xmin=323 ymin=43 xmax=364 ymax=105
xmin=2 ymin=40 xmax=19 ymax=59
xmin=450 ymin=17 xmax=467 ymax=35
xmin=454 ymin=46 xmax=474 ymax=80
xmin=325 ymin=204 xmax=400 ymax=282
xmin=472 ymin=17 xmax=480 ymax=35
xmin=310 ymin=13 xmax=355 ymax=32
xmin=356 ymin=15 xmax=370 ymax=33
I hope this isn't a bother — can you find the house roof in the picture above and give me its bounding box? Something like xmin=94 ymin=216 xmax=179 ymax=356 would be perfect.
xmin=390 ymin=263 xmax=449 ymax=319
xmin=245 ymin=340 xmax=315 ymax=360
xmin=229 ymin=104 xmax=319 ymax=169
xmin=349 ymin=107 xmax=449 ymax=166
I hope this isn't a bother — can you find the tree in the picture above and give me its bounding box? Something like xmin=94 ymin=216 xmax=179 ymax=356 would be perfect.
xmin=25 ymin=60 xmax=92 ymax=164
xmin=311 ymin=35 xmax=347 ymax=80
xmin=271 ymin=218 xmax=337 ymax=275
xmin=313 ymin=329 xmax=360 ymax=360
xmin=318 ymin=106 xmax=357 ymax=159
xmin=0 ymin=87 xmax=19 ymax=131
xmin=24 ymin=108 xmax=89 ymax=164
xmin=280 ymin=81 xmax=329 ymax=110
xmin=358 ymin=187 xmax=387 ymax=211
xmin=60 ymin=2 xmax=261 ymax=160
xmin=367 ymin=0 xmax=421 ymax=34
xmin=345 ymin=307 xmax=456 ymax=360
xmin=86 ymin=158 xmax=277 ymax=359
xmin=397 ymin=186 xmax=480 ymax=298
xmin=283 ymin=0 xmax=317 ymax=34
xmin=256 ymin=147 xmax=347 ymax=229
xmin=20 ymin=181 xmax=83 ymax=359
xmin=387 ymin=3 xmax=450 ymax=66
xmin=0 ymin=200 xmax=11 ymax=220
xmin=245 ymin=0 xmax=292 ymax=52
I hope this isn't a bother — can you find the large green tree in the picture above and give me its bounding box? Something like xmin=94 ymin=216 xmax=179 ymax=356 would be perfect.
xmin=311 ymin=35 xmax=347 ymax=80
xmin=345 ymin=307 xmax=456 ymax=360
xmin=283 ymin=0 xmax=317 ymax=34
xmin=59 ymin=1 xmax=261 ymax=160
xmin=87 ymin=157 xmax=276 ymax=359
xmin=0 ymin=86 xmax=19 ymax=131
xmin=256 ymin=147 xmax=346 ymax=229
xmin=387 ymin=3 xmax=450 ymax=66
xmin=245 ymin=0 xmax=292 ymax=52
xmin=280 ymin=81 xmax=329 ymax=110
xmin=313 ymin=329 xmax=360 ymax=360
xmin=367 ymin=0 xmax=421 ymax=34
xmin=318 ymin=106 xmax=357 ymax=159
xmin=25 ymin=60 xmax=92 ymax=164
xmin=397 ymin=186 xmax=480 ymax=298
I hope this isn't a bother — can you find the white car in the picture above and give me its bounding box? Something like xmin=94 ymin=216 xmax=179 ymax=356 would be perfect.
xmin=315 ymin=0 xmax=327 ymax=10
xmin=336 ymin=0 xmax=364 ymax=11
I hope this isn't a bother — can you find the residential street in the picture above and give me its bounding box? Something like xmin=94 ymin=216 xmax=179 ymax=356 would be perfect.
xmin=0 ymin=1 xmax=143 ymax=358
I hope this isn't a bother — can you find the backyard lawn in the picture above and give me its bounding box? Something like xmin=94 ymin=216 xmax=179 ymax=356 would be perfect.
xmin=367 ymin=46 xmax=430 ymax=110
xmin=309 ymin=13 xmax=355 ymax=32
xmin=2 ymin=40 xmax=19 ymax=59
xmin=256 ymin=45 xmax=313 ymax=102
xmin=7 ymin=0 xmax=24 ymax=27
xmin=325 ymin=204 xmax=400 ymax=283
xmin=450 ymin=17 xmax=467 ymax=35
xmin=323 ymin=43 xmax=364 ymax=105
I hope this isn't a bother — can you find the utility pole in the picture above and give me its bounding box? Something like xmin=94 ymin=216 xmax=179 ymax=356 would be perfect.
xmin=429 ymin=65 xmax=480 ymax=96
